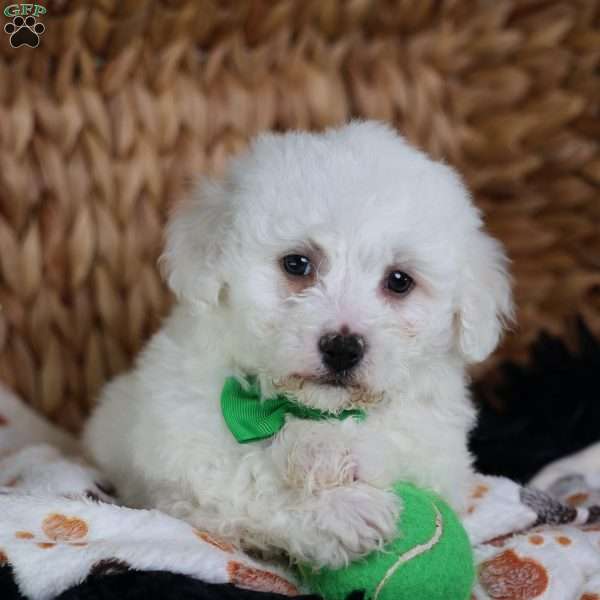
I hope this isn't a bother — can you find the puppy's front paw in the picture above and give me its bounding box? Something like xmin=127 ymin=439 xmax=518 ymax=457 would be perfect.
xmin=304 ymin=484 xmax=400 ymax=568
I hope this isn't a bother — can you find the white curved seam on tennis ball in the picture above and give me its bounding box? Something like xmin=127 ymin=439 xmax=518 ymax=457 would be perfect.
xmin=373 ymin=502 xmax=444 ymax=600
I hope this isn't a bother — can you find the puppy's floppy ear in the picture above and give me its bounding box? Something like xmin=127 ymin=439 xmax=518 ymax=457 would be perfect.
xmin=160 ymin=180 xmax=231 ymax=308
xmin=456 ymin=231 xmax=514 ymax=363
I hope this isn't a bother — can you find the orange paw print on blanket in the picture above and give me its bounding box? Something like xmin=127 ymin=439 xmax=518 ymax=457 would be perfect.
xmin=42 ymin=513 xmax=88 ymax=542
xmin=227 ymin=561 xmax=299 ymax=596
xmin=471 ymin=484 xmax=490 ymax=499
xmin=467 ymin=483 xmax=490 ymax=514
xmin=479 ymin=549 xmax=549 ymax=599
xmin=14 ymin=514 xmax=89 ymax=549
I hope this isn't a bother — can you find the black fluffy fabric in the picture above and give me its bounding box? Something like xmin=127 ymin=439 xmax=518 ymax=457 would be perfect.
xmin=53 ymin=571 xmax=320 ymax=600
xmin=470 ymin=318 xmax=600 ymax=484
xmin=0 ymin=566 xmax=23 ymax=600
xmin=1 ymin=565 xmax=323 ymax=600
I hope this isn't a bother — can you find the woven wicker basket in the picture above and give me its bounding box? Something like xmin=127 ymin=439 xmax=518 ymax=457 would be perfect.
xmin=0 ymin=0 xmax=598 ymax=431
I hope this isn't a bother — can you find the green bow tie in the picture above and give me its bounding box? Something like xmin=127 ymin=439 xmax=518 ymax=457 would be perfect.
xmin=221 ymin=376 xmax=366 ymax=444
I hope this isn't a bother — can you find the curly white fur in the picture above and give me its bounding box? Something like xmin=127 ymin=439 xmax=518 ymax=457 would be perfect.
xmin=83 ymin=121 xmax=513 ymax=568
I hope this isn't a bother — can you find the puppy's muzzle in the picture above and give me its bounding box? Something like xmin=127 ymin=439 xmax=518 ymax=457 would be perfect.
xmin=318 ymin=332 xmax=365 ymax=374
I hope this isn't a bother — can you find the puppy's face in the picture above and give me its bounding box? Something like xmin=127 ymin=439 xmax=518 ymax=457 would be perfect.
xmin=164 ymin=122 xmax=512 ymax=412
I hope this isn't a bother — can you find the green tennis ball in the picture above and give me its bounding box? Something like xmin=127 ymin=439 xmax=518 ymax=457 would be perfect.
xmin=300 ymin=482 xmax=475 ymax=600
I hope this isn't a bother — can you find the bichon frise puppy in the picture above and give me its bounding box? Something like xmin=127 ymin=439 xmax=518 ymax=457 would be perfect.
xmin=84 ymin=121 xmax=512 ymax=568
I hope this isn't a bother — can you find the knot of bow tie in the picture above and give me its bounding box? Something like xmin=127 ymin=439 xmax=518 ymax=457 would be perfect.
xmin=220 ymin=376 xmax=366 ymax=444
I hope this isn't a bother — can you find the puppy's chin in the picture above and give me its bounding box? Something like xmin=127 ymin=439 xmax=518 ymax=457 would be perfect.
xmin=271 ymin=374 xmax=384 ymax=414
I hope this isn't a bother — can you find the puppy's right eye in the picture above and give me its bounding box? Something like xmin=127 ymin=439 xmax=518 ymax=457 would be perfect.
xmin=282 ymin=254 xmax=312 ymax=277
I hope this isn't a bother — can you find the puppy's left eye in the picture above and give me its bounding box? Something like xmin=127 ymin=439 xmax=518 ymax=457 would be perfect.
xmin=386 ymin=270 xmax=414 ymax=295
xmin=282 ymin=254 xmax=313 ymax=277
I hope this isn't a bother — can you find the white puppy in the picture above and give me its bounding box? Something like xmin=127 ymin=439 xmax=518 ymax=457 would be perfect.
xmin=84 ymin=121 xmax=512 ymax=568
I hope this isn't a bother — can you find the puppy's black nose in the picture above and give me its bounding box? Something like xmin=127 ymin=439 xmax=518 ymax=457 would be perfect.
xmin=318 ymin=332 xmax=365 ymax=373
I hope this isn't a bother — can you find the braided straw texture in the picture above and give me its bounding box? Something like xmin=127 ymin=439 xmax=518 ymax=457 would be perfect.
xmin=0 ymin=0 xmax=598 ymax=430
